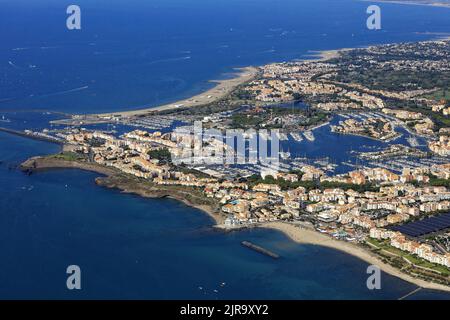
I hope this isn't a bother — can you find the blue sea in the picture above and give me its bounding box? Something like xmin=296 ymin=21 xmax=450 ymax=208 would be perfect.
xmin=0 ymin=0 xmax=450 ymax=299
xmin=1 ymin=0 xmax=450 ymax=113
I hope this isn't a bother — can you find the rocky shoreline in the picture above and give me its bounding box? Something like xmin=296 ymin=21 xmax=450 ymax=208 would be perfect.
xmin=20 ymin=156 xmax=117 ymax=176
xmin=20 ymin=154 xmax=450 ymax=293
xmin=20 ymin=156 xmax=224 ymax=225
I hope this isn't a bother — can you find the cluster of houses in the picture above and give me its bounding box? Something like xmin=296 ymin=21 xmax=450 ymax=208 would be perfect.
xmin=241 ymin=40 xmax=450 ymax=143
xmin=370 ymin=228 xmax=450 ymax=268
xmin=244 ymin=61 xmax=385 ymax=111
xmin=63 ymin=127 xmax=450 ymax=266
xmin=430 ymin=135 xmax=450 ymax=156
xmin=330 ymin=117 xmax=399 ymax=141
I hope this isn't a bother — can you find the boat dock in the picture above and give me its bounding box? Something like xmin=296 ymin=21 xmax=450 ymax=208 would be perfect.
xmin=0 ymin=127 xmax=63 ymax=145
xmin=241 ymin=241 xmax=280 ymax=259
xmin=290 ymin=132 xmax=303 ymax=142
xmin=303 ymin=131 xmax=315 ymax=142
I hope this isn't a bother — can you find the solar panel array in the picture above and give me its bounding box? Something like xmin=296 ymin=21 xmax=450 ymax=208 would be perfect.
xmin=389 ymin=213 xmax=450 ymax=237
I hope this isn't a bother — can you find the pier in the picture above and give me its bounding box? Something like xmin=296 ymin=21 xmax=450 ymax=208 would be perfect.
xmin=303 ymin=131 xmax=315 ymax=142
xmin=398 ymin=287 xmax=422 ymax=300
xmin=241 ymin=241 xmax=280 ymax=259
xmin=0 ymin=127 xmax=63 ymax=145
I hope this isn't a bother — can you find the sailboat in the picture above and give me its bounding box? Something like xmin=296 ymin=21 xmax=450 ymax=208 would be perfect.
xmin=0 ymin=115 xmax=11 ymax=123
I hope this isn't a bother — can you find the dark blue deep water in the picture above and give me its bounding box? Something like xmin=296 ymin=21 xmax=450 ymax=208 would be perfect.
xmin=1 ymin=0 xmax=450 ymax=113
xmin=1 ymin=133 xmax=450 ymax=299
xmin=0 ymin=0 xmax=450 ymax=299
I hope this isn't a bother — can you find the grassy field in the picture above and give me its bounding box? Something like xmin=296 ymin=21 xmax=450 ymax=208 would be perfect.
xmin=367 ymin=238 xmax=450 ymax=276
xmin=49 ymin=152 xmax=85 ymax=161
xmin=423 ymin=88 xmax=450 ymax=102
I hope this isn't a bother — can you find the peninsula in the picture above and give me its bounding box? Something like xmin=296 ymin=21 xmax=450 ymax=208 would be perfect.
xmin=17 ymin=38 xmax=450 ymax=292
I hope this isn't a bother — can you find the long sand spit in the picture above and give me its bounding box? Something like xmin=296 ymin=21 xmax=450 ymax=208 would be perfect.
xmin=95 ymin=66 xmax=259 ymax=117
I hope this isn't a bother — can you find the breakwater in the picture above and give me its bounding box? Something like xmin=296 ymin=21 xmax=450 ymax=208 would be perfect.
xmin=241 ymin=241 xmax=280 ymax=259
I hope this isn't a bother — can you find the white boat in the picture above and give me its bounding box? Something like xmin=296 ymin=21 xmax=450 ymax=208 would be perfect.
xmin=277 ymin=132 xmax=288 ymax=141
xmin=280 ymin=152 xmax=291 ymax=160
xmin=290 ymin=132 xmax=303 ymax=142
xmin=407 ymin=136 xmax=420 ymax=147
xmin=303 ymin=131 xmax=315 ymax=142
xmin=0 ymin=116 xmax=11 ymax=123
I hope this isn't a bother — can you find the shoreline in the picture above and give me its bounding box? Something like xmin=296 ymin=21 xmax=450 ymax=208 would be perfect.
xmin=61 ymin=36 xmax=450 ymax=121
xmin=78 ymin=49 xmax=343 ymax=121
xmin=20 ymin=156 xmax=224 ymax=225
xmin=14 ymin=33 xmax=450 ymax=294
xmin=94 ymin=44 xmax=447 ymax=119
xmin=262 ymin=221 xmax=450 ymax=293
xmin=91 ymin=50 xmax=343 ymax=118
xmin=19 ymin=154 xmax=450 ymax=293
xmin=93 ymin=66 xmax=259 ymax=118
xmin=302 ymin=48 xmax=351 ymax=62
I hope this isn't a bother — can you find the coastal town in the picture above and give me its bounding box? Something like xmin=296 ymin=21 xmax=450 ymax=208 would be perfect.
xmin=12 ymin=38 xmax=450 ymax=288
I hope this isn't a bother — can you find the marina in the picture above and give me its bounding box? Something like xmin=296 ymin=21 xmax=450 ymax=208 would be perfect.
xmin=303 ymin=131 xmax=315 ymax=142
xmin=1 ymin=0 xmax=450 ymax=300
xmin=290 ymin=132 xmax=303 ymax=142
xmin=0 ymin=127 xmax=63 ymax=145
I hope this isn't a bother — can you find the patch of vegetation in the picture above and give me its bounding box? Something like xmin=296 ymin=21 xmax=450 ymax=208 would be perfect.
xmin=147 ymin=148 xmax=172 ymax=163
xmin=367 ymin=238 xmax=450 ymax=277
xmin=428 ymin=174 xmax=450 ymax=188
xmin=331 ymin=45 xmax=450 ymax=92
xmin=423 ymin=88 xmax=450 ymax=103
xmin=231 ymin=113 xmax=264 ymax=128
xmin=246 ymin=174 xmax=379 ymax=192
xmin=173 ymin=164 xmax=211 ymax=179
xmin=387 ymin=100 xmax=450 ymax=130
xmin=320 ymin=181 xmax=379 ymax=193
xmin=50 ymin=152 xmax=85 ymax=161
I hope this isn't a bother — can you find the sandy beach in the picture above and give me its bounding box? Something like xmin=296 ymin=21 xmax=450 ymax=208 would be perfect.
xmin=19 ymin=154 xmax=450 ymax=293
xmin=26 ymin=35 xmax=450 ymax=293
xmin=94 ymin=66 xmax=259 ymax=118
xmin=262 ymin=221 xmax=450 ymax=293
xmin=302 ymin=49 xmax=347 ymax=62
xmin=88 ymin=47 xmax=351 ymax=119
xmin=75 ymin=36 xmax=449 ymax=120
xmin=86 ymin=49 xmax=344 ymax=120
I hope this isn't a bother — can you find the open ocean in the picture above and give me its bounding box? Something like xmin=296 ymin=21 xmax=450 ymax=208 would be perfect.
xmin=1 ymin=0 xmax=450 ymax=299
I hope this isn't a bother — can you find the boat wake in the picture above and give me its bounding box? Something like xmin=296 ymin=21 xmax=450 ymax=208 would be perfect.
xmin=8 ymin=61 xmax=22 ymax=69
xmin=146 ymin=56 xmax=191 ymax=66
xmin=38 ymin=86 xmax=89 ymax=98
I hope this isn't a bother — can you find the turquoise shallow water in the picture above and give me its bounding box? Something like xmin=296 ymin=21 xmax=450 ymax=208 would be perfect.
xmin=0 ymin=0 xmax=450 ymax=299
